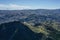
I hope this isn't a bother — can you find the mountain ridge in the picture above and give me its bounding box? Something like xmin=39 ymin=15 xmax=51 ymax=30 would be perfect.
xmin=0 ymin=21 xmax=43 ymax=40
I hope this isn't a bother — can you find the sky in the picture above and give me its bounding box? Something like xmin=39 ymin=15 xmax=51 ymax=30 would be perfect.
xmin=0 ymin=0 xmax=60 ymax=10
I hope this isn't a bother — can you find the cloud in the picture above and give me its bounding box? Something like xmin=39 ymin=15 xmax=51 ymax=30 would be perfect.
xmin=0 ymin=4 xmax=32 ymax=10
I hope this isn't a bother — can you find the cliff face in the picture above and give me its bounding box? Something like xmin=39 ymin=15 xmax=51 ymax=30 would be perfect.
xmin=0 ymin=21 xmax=43 ymax=40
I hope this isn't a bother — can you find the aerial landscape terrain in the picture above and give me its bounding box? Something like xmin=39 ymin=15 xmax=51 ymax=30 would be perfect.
xmin=0 ymin=9 xmax=60 ymax=40
xmin=0 ymin=0 xmax=60 ymax=40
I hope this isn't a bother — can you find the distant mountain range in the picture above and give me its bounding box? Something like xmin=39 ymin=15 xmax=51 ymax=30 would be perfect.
xmin=0 ymin=9 xmax=60 ymax=24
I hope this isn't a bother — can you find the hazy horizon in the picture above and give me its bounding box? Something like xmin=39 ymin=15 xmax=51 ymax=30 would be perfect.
xmin=0 ymin=0 xmax=60 ymax=10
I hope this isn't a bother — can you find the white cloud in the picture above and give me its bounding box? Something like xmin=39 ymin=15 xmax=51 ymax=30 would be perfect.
xmin=0 ymin=4 xmax=32 ymax=10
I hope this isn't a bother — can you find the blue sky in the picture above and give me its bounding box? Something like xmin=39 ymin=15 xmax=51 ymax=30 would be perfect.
xmin=0 ymin=0 xmax=60 ymax=10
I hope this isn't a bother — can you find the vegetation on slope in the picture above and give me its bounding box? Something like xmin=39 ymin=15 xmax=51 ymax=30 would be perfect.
xmin=23 ymin=20 xmax=60 ymax=40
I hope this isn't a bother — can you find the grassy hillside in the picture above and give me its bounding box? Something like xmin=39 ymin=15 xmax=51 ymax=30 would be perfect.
xmin=23 ymin=20 xmax=60 ymax=40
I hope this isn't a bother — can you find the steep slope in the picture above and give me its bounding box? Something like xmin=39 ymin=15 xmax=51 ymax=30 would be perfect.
xmin=23 ymin=22 xmax=60 ymax=40
xmin=0 ymin=21 xmax=43 ymax=40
